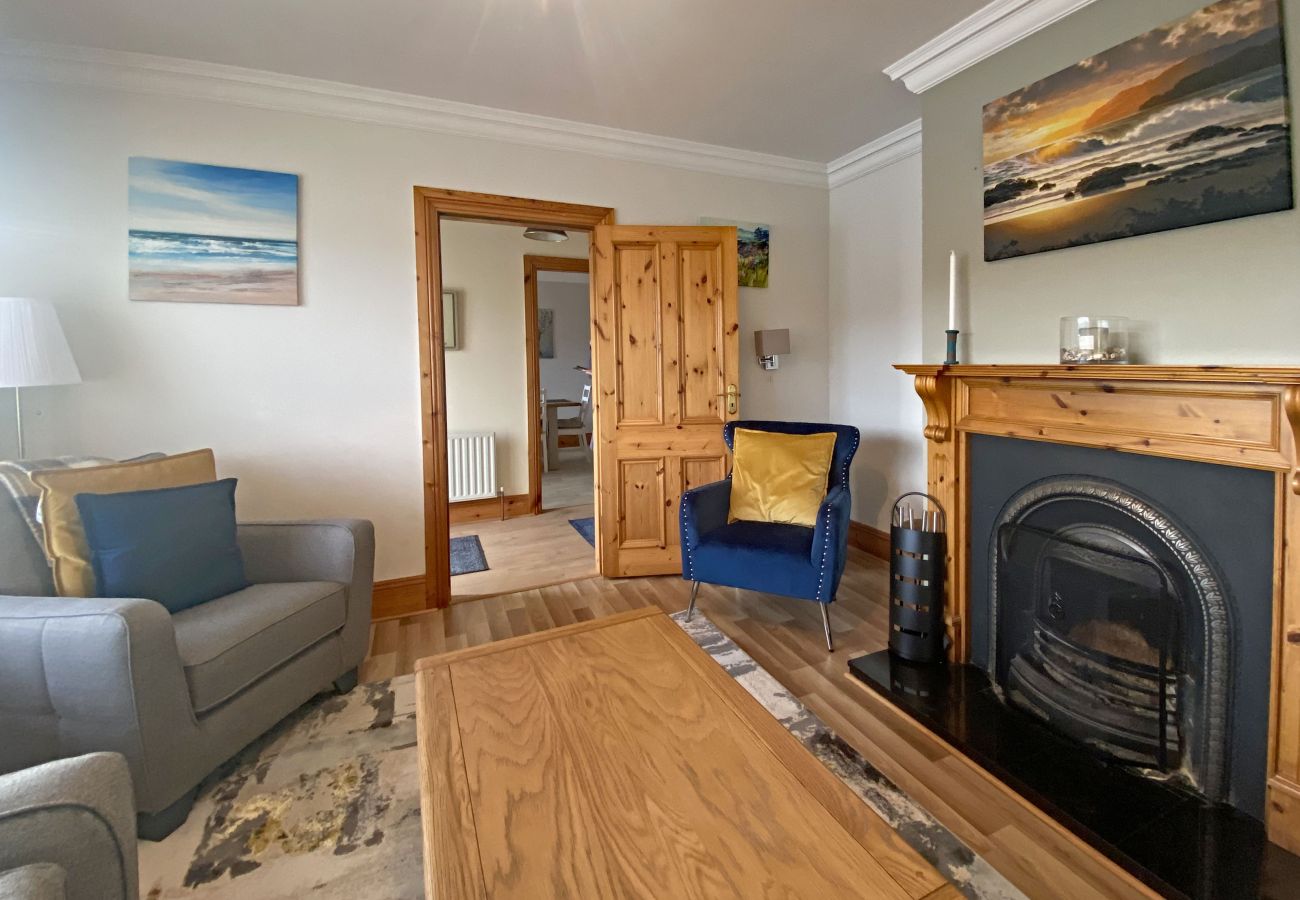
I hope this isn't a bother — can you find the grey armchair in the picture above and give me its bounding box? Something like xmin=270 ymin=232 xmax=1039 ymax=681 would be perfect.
xmin=0 ymin=752 xmax=138 ymax=900
xmin=0 ymin=492 xmax=374 ymax=840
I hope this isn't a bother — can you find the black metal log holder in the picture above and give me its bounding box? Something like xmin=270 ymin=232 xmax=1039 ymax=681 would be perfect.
xmin=889 ymin=492 xmax=947 ymax=664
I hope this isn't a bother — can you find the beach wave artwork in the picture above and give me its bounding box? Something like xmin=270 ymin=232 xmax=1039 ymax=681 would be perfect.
xmin=128 ymin=158 xmax=300 ymax=305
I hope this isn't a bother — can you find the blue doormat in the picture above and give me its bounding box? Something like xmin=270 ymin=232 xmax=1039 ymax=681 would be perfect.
xmin=450 ymin=535 xmax=488 ymax=575
xmin=568 ymin=517 xmax=595 ymax=547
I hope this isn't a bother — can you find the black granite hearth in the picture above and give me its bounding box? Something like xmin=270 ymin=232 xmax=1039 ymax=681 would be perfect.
xmin=848 ymin=650 xmax=1300 ymax=900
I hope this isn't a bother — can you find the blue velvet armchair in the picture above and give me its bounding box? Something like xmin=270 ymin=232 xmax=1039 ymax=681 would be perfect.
xmin=679 ymin=420 xmax=860 ymax=651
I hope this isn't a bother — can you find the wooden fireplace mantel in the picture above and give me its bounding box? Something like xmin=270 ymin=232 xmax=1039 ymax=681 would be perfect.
xmin=896 ymin=363 xmax=1300 ymax=851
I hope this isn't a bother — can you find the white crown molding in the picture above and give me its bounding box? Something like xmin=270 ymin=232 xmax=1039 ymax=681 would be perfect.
xmin=826 ymin=119 xmax=921 ymax=188
xmin=885 ymin=0 xmax=1100 ymax=94
xmin=0 ymin=40 xmax=828 ymax=188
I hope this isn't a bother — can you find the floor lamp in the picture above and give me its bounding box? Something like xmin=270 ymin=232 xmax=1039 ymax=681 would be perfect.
xmin=0 ymin=297 xmax=82 ymax=460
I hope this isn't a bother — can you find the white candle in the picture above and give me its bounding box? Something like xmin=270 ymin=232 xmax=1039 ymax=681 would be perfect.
xmin=948 ymin=251 xmax=957 ymax=330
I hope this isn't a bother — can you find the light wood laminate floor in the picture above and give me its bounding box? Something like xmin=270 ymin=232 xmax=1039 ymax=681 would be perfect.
xmin=448 ymin=501 xmax=595 ymax=602
xmin=541 ymin=452 xmax=593 ymax=510
xmin=367 ymin=549 xmax=1153 ymax=900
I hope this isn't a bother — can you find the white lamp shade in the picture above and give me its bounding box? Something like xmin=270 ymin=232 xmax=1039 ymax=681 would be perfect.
xmin=0 ymin=297 xmax=82 ymax=388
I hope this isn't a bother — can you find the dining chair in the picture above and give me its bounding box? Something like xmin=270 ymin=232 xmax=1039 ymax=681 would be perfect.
xmin=539 ymin=388 xmax=549 ymax=471
xmin=556 ymin=384 xmax=592 ymax=461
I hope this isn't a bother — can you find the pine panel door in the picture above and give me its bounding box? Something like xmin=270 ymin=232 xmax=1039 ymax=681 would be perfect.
xmin=591 ymin=226 xmax=739 ymax=576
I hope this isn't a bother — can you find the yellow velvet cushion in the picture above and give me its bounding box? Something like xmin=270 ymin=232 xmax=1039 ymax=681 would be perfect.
xmin=32 ymin=449 xmax=218 ymax=597
xmin=728 ymin=428 xmax=836 ymax=527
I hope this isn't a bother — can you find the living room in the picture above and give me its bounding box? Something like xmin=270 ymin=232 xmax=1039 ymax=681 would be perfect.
xmin=3 ymin=1 xmax=1300 ymax=898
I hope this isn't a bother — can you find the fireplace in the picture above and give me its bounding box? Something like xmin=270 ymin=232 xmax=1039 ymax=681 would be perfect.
xmin=992 ymin=473 xmax=1236 ymax=807
xmin=847 ymin=365 xmax=1300 ymax=898
xmin=968 ymin=435 xmax=1272 ymax=818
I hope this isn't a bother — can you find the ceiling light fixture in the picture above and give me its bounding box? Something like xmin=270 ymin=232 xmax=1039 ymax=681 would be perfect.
xmin=523 ymin=227 xmax=569 ymax=242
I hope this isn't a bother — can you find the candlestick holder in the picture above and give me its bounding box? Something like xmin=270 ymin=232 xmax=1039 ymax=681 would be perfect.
xmin=945 ymin=329 xmax=959 ymax=365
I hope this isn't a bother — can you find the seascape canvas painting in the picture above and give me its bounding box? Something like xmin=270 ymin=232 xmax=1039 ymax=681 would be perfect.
xmin=983 ymin=0 xmax=1293 ymax=261
xmin=129 ymin=158 xmax=300 ymax=305
xmin=701 ymin=218 xmax=770 ymax=287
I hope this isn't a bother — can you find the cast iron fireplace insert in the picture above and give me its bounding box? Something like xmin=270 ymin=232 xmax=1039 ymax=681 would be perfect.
xmin=996 ymin=518 xmax=1184 ymax=779
xmin=991 ymin=476 xmax=1230 ymax=806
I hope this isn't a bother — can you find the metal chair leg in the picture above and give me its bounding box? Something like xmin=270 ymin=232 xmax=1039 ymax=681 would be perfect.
xmin=686 ymin=581 xmax=700 ymax=622
xmin=821 ymin=603 xmax=834 ymax=652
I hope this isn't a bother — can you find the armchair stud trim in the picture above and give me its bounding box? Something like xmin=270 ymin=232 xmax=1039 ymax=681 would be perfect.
xmin=681 ymin=504 xmax=694 ymax=581
xmin=815 ymin=504 xmax=834 ymax=602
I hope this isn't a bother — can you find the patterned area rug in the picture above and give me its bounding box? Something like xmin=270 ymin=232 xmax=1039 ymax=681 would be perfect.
xmin=138 ymin=678 xmax=422 ymax=899
xmin=139 ymin=613 xmax=1023 ymax=899
xmin=449 ymin=534 xmax=488 ymax=575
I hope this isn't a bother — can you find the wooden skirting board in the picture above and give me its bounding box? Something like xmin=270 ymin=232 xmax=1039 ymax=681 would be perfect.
xmin=372 ymin=575 xmax=427 ymax=620
xmin=448 ymin=492 xmax=532 ymax=524
xmin=849 ymin=520 xmax=890 ymax=560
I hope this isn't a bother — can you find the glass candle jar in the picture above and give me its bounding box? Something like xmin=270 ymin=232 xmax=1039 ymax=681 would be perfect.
xmin=1060 ymin=316 xmax=1130 ymax=364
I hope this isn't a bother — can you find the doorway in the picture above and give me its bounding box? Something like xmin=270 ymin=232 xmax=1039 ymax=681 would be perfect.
xmin=413 ymin=188 xmax=614 ymax=610
xmin=525 ymin=254 xmax=593 ymax=514
xmin=440 ymin=225 xmax=596 ymax=601
xmin=415 ymin=190 xmax=740 ymax=612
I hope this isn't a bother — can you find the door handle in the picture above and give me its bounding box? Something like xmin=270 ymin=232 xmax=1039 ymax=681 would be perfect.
xmin=716 ymin=384 xmax=740 ymax=415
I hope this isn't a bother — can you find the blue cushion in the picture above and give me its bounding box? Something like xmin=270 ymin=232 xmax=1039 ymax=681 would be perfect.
xmin=75 ymin=478 xmax=250 ymax=613
xmin=690 ymin=520 xmax=820 ymax=600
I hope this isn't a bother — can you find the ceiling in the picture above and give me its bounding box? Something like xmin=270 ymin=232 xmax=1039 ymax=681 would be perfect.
xmin=0 ymin=0 xmax=986 ymax=163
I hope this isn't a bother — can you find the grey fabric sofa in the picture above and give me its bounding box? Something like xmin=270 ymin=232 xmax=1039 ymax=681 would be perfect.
xmin=0 ymin=752 xmax=138 ymax=900
xmin=0 ymin=492 xmax=374 ymax=839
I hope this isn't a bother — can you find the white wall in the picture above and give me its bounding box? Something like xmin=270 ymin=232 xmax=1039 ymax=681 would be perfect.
xmin=0 ymin=390 xmax=16 ymax=457
xmin=0 ymin=79 xmax=829 ymax=579
xmin=537 ymin=278 xmax=591 ymax=404
xmin=441 ymin=222 xmax=586 ymax=496
xmin=828 ymin=154 xmax=926 ymax=531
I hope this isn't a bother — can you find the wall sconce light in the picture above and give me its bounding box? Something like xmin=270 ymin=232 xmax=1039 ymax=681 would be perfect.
xmin=754 ymin=329 xmax=790 ymax=371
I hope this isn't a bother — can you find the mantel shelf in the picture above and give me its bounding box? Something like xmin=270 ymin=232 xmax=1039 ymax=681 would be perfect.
xmin=895 ymin=364 xmax=1300 ymax=383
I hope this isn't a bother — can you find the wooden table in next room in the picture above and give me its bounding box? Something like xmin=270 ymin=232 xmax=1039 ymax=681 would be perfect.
xmin=543 ymin=398 xmax=581 ymax=472
xmin=414 ymin=607 xmax=947 ymax=899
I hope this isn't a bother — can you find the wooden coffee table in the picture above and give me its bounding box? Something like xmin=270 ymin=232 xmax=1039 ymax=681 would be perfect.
xmin=414 ymin=608 xmax=947 ymax=899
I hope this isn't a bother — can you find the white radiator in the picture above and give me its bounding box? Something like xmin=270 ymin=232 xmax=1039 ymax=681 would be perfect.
xmin=447 ymin=431 xmax=497 ymax=502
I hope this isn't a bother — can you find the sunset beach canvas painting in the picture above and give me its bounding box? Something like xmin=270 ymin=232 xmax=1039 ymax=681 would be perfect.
xmin=129 ymin=158 xmax=299 ymax=304
xmin=983 ymin=0 xmax=1292 ymax=261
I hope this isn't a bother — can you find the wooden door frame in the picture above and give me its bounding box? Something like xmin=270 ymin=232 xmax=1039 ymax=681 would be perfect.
xmin=523 ymin=254 xmax=591 ymax=516
xmin=413 ymin=187 xmax=615 ymax=610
